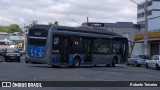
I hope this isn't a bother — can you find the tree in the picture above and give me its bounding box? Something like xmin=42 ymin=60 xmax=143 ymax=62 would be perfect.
xmin=0 ymin=26 xmax=9 ymax=32
xmin=8 ymin=24 xmax=22 ymax=33
xmin=29 ymin=20 xmax=38 ymax=27
xmin=48 ymin=21 xmax=59 ymax=26
xmin=54 ymin=21 xmax=59 ymax=26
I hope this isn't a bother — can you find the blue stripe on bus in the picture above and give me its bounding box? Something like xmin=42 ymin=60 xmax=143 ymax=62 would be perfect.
xmin=52 ymin=54 xmax=60 ymax=65
xmin=69 ymin=54 xmax=85 ymax=65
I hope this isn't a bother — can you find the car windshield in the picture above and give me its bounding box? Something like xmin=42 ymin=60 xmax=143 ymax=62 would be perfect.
xmin=138 ymin=55 xmax=150 ymax=59
xmin=7 ymin=49 xmax=19 ymax=53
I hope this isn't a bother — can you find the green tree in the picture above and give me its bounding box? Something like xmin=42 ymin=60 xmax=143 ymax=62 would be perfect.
xmin=0 ymin=26 xmax=9 ymax=32
xmin=8 ymin=24 xmax=22 ymax=33
xmin=29 ymin=20 xmax=38 ymax=27
xmin=54 ymin=21 xmax=59 ymax=26
xmin=48 ymin=21 xmax=59 ymax=26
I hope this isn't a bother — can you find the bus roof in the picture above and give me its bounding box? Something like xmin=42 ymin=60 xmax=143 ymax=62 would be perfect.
xmin=30 ymin=25 xmax=128 ymax=40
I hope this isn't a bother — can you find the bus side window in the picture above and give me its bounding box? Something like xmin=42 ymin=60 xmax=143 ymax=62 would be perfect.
xmin=93 ymin=39 xmax=111 ymax=54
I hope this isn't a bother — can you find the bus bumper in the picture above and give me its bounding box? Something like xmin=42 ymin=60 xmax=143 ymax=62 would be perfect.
xmin=25 ymin=56 xmax=47 ymax=64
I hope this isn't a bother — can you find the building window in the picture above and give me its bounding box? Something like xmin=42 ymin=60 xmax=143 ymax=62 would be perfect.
xmin=148 ymin=1 xmax=152 ymax=7
xmin=147 ymin=10 xmax=152 ymax=16
xmin=138 ymin=4 xmax=145 ymax=10
xmin=137 ymin=12 xmax=145 ymax=18
xmin=138 ymin=1 xmax=152 ymax=10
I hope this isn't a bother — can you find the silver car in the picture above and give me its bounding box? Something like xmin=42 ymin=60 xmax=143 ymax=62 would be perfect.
xmin=145 ymin=55 xmax=160 ymax=70
xmin=126 ymin=55 xmax=150 ymax=67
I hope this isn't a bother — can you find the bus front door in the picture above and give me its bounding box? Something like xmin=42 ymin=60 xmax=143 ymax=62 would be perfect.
xmin=60 ymin=38 xmax=68 ymax=64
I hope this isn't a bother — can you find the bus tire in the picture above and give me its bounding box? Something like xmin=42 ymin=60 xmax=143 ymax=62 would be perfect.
xmin=106 ymin=64 xmax=110 ymax=67
xmin=72 ymin=57 xmax=80 ymax=68
xmin=111 ymin=58 xmax=115 ymax=67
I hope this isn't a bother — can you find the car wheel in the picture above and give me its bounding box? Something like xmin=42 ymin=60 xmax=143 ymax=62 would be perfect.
xmin=72 ymin=57 xmax=80 ymax=68
xmin=126 ymin=62 xmax=129 ymax=66
xmin=18 ymin=58 xmax=21 ymax=62
xmin=111 ymin=58 xmax=115 ymax=67
xmin=25 ymin=61 xmax=29 ymax=63
xmin=156 ymin=64 xmax=160 ymax=70
xmin=145 ymin=63 xmax=149 ymax=69
xmin=5 ymin=58 xmax=8 ymax=62
xmin=134 ymin=62 xmax=139 ymax=67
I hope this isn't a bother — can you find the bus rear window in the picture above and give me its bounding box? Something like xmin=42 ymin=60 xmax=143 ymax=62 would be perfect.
xmin=29 ymin=38 xmax=46 ymax=46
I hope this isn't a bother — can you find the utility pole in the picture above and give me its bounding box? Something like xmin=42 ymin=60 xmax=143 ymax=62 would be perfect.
xmin=131 ymin=0 xmax=148 ymax=55
xmin=87 ymin=17 xmax=89 ymax=24
xmin=144 ymin=0 xmax=148 ymax=55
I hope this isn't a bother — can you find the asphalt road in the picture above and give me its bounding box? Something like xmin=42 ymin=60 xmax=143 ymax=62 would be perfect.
xmin=0 ymin=56 xmax=160 ymax=90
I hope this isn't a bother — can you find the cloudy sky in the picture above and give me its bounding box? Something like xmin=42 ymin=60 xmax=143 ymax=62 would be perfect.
xmin=0 ymin=0 xmax=144 ymax=27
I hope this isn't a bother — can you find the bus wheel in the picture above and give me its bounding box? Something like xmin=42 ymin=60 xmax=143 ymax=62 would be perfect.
xmin=72 ymin=57 xmax=80 ymax=68
xmin=111 ymin=58 xmax=115 ymax=67
xmin=106 ymin=64 xmax=110 ymax=67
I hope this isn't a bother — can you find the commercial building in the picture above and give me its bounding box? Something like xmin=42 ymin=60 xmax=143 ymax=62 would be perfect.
xmin=133 ymin=0 xmax=160 ymax=56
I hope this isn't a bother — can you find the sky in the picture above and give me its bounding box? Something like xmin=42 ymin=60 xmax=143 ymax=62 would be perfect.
xmin=0 ymin=0 xmax=144 ymax=27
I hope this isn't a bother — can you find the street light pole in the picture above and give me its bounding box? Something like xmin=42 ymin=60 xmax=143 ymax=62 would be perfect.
xmin=131 ymin=0 xmax=148 ymax=55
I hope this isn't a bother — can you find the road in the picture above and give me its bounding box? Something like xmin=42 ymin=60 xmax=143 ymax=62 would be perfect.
xmin=0 ymin=55 xmax=160 ymax=90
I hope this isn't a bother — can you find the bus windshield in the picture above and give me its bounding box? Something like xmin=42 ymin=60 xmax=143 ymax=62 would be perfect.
xmin=28 ymin=29 xmax=48 ymax=46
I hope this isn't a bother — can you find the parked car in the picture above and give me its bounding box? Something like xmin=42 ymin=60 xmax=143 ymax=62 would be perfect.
xmin=0 ymin=48 xmax=6 ymax=56
xmin=126 ymin=54 xmax=150 ymax=67
xmin=145 ymin=55 xmax=160 ymax=70
xmin=4 ymin=48 xmax=21 ymax=62
xmin=18 ymin=48 xmax=25 ymax=56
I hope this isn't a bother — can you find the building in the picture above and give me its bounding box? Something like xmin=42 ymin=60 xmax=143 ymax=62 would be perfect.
xmin=137 ymin=0 xmax=160 ymax=31
xmin=0 ymin=32 xmax=24 ymax=48
xmin=132 ymin=0 xmax=160 ymax=56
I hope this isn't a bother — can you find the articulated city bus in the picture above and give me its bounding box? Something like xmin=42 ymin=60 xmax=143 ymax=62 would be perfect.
xmin=25 ymin=25 xmax=128 ymax=67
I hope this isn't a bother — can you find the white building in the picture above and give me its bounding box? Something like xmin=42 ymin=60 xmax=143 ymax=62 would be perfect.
xmin=137 ymin=0 xmax=160 ymax=31
xmin=0 ymin=32 xmax=24 ymax=48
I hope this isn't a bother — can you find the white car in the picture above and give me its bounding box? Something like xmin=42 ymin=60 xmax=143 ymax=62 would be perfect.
xmin=145 ymin=55 xmax=160 ymax=70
